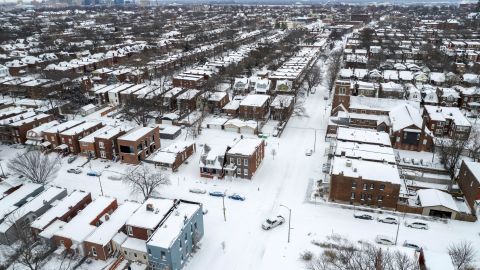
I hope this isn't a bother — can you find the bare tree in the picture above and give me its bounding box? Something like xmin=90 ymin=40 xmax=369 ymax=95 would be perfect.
xmin=122 ymin=165 xmax=170 ymax=201
xmin=6 ymin=214 xmax=51 ymax=270
xmin=8 ymin=150 xmax=61 ymax=185
xmin=466 ymin=129 xmax=480 ymax=162
xmin=448 ymin=241 xmax=476 ymax=270
xmin=122 ymin=96 xmax=157 ymax=127
xmin=435 ymin=137 xmax=469 ymax=181
xmin=307 ymin=234 xmax=420 ymax=270
xmin=326 ymin=49 xmax=343 ymax=93
xmin=305 ymin=65 xmax=322 ymax=96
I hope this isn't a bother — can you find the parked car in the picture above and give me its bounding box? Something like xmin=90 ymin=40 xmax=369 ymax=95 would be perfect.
xmin=209 ymin=191 xmax=225 ymax=197
xmin=87 ymin=171 xmax=101 ymax=177
xmin=262 ymin=215 xmax=285 ymax=230
xmin=322 ymin=163 xmax=330 ymax=173
xmin=375 ymin=235 xmax=395 ymax=246
xmin=404 ymin=220 xmax=429 ymax=230
xmin=67 ymin=156 xmax=77 ymax=164
xmin=354 ymin=213 xmax=374 ymax=220
xmin=228 ymin=193 xmax=245 ymax=201
xmin=189 ymin=188 xmax=207 ymax=194
xmin=67 ymin=168 xmax=82 ymax=174
xmin=403 ymin=241 xmax=421 ymax=251
xmin=107 ymin=175 xmax=122 ymax=181
xmin=305 ymin=149 xmax=313 ymax=156
xmin=272 ymin=129 xmax=279 ymax=137
xmin=377 ymin=215 xmax=398 ymax=224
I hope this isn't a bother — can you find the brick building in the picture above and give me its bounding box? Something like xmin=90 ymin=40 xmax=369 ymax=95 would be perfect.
xmin=94 ymin=127 xmax=129 ymax=160
xmin=329 ymin=157 xmax=403 ymax=209
xmin=457 ymin=161 xmax=480 ymax=215
xmin=238 ymin=94 xmax=270 ymax=120
xmin=148 ymin=141 xmax=196 ymax=171
xmin=42 ymin=120 xmax=84 ymax=150
xmin=58 ymin=121 xmax=104 ymax=154
xmin=125 ymin=198 xmax=175 ymax=240
xmin=9 ymin=113 xmax=54 ymax=144
xmin=423 ymin=105 xmax=471 ymax=140
xmin=118 ymin=126 xmax=160 ymax=165
xmin=225 ymin=138 xmax=265 ymax=180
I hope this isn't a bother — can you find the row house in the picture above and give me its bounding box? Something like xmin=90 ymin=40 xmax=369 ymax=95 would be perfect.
xmin=58 ymin=121 xmax=104 ymax=154
xmin=176 ymin=89 xmax=201 ymax=115
xmin=31 ymin=191 xmax=92 ymax=239
xmin=379 ymin=82 xmax=404 ymax=99
xmin=79 ymin=125 xmax=117 ymax=158
xmin=162 ymin=88 xmax=186 ymax=112
xmin=225 ymin=138 xmax=265 ymax=180
xmin=0 ymin=186 xmax=67 ymax=244
xmin=25 ymin=120 xmax=60 ymax=147
xmin=148 ymin=141 xmax=196 ymax=171
xmin=238 ymin=94 xmax=270 ymax=121
xmin=83 ymin=201 xmax=140 ymax=261
xmin=118 ymin=126 xmax=160 ymax=165
xmin=94 ymin=127 xmax=129 ymax=161
xmin=204 ymin=92 xmax=230 ymax=114
xmin=146 ymin=200 xmax=204 ymax=270
xmin=423 ymin=105 xmax=471 ymax=140
xmin=329 ymin=157 xmax=403 ymax=209
xmin=199 ymin=145 xmax=228 ymax=179
xmin=455 ymin=86 xmax=480 ymax=112
xmin=9 ymin=113 xmax=54 ymax=144
xmin=52 ymin=196 xmax=118 ymax=257
xmin=0 ymin=110 xmax=37 ymax=144
xmin=42 ymin=120 xmax=85 ymax=150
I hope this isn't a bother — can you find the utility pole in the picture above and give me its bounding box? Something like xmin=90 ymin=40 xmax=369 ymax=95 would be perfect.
xmin=97 ymin=175 xmax=104 ymax=196
xmin=222 ymin=189 xmax=227 ymax=222
xmin=280 ymin=204 xmax=292 ymax=243
xmin=313 ymin=129 xmax=317 ymax=152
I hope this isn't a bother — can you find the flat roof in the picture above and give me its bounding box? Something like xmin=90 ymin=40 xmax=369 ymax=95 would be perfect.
xmin=126 ymin=198 xmax=174 ymax=230
xmin=334 ymin=141 xmax=396 ymax=163
xmin=228 ymin=138 xmax=262 ymax=156
xmin=31 ymin=190 xmax=90 ymax=231
xmin=118 ymin=126 xmax=156 ymax=142
xmin=0 ymin=183 xmax=43 ymax=222
xmin=60 ymin=121 xmax=101 ymax=136
xmin=331 ymin=157 xmax=402 ymax=185
xmin=147 ymin=202 xmax=200 ymax=248
xmin=336 ymin=127 xmax=392 ymax=146
xmin=85 ymin=201 xmax=140 ymax=246
xmin=44 ymin=120 xmax=84 ymax=134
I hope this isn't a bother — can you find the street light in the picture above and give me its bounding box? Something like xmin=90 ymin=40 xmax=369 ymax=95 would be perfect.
xmin=222 ymin=189 xmax=227 ymax=222
xmin=280 ymin=204 xmax=292 ymax=243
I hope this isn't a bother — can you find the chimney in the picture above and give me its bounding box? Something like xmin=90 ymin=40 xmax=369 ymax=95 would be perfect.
xmin=146 ymin=203 xmax=154 ymax=212
xmin=346 ymin=159 xmax=352 ymax=167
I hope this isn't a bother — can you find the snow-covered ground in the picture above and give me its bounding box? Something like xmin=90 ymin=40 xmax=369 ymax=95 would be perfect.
xmin=1 ymin=46 xmax=480 ymax=270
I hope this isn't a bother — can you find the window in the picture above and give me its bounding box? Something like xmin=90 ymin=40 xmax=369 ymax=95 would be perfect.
xmin=91 ymin=247 xmax=97 ymax=256
xmin=352 ymin=182 xmax=357 ymax=189
xmin=185 ymin=233 xmax=188 ymax=241
xmin=126 ymin=226 xmax=133 ymax=236
xmin=378 ymin=195 xmax=384 ymax=201
xmin=148 ymin=249 xmax=151 ymax=255
xmin=99 ymin=141 xmax=105 ymax=149
xmin=147 ymin=230 xmax=152 ymax=237
xmin=351 ymin=192 xmax=355 ymax=199
xmin=237 ymin=158 xmax=241 ymax=165
xmin=244 ymin=159 xmax=248 ymax=166
xmin=100 ymin=151 xmax=106 ymax=158
xmin=379 ymin=184 xmax=385 ymax=191
xmin=370 ymin=184 xmax=374 ymax=190
xmin=230 ymin=157 xmax=234 ymax=164
xmin=244 ymin=170 xmax=248 ymax=176
xmin=134 ymin=253 xmax=137 ymax=258
xmin=367 ymin=194 xmax=372 ymax=200
xmin=361 ymin=193 xmax=366 ymax=201
xmin=236 ymin=168 xmax=241 ymax=175
xmin=161 ymin=251 xmax=166 ymax=260
xmin=363 ymin=184 xmax=367 ymax=190
xmin=339 ymin=87 xmax=346 ymax=94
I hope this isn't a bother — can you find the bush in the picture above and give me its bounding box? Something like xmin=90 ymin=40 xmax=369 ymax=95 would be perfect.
xmin=300 ymin=251 xmax=313 ymax=261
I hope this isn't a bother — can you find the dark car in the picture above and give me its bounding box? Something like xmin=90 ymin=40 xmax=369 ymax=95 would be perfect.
xmin=228 ymin=193 xmax=245 ymax=201
xmin=87 ymin=171 xmax=101 ymax=177
xmin=354 ymin=213 xmax=374 ymax=220
xmin=209 ymin=191 xmax=225 ymax=197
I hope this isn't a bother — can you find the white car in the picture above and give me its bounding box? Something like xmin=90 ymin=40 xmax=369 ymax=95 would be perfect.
xmin=403 ymin=241 xmax=421 ymax=251
xmin=377 ymin=215 xmax=398 ymax=224
xmin=375 ymin=235 xmax=395 ymax=246
xmin=404 ymin=220 xmax=429 ymax=230
xmin=305 ymin=149 xmax=313 ymax=156
xmin=189 ymin=188 xmax=207 ymax=194
xmin=262 ymin=215 xmax=285 ymax=230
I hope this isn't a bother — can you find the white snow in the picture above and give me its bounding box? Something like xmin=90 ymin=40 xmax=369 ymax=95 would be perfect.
xmin=417 ymin=189 xmax=460 ymax=212
xmin=336 ymin=127 xmax=391 ymax=146
xmin=125 ymin=198 xmax=174 ymax=230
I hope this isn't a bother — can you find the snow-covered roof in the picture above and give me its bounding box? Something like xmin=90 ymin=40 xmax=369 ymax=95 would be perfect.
xmin=44 ymin=120 xmax=84 ymax=134
xmin=331 ymin=157 xmax=402 ymax=185
xmin=424 ymin=105 xmax=471 ymax=126
xmin=239 ymin=94 xmax=269 ymax=107
xmin=463 ymin=161 xmax=480 ymax=181
xmin=270 ymin=95 xmax=294 ymax=108
xmin=228 ymin=138 xmax=263 ymax=156
xmin=147 ymin=202 xmax=200 ymax=249
xmin=0 ymin=183 xmax=43 ymax=222
xmin=85 ymin=201 xmax=140 ymax=246
xmin=121 ymin=237 xmax=147 ymax=253
xmin=334 ymin=141 xmax=396 ymax=163
xmin=126 ymin=198 xmax=174 ymax=230
xmin=389 ymin=104 xmax=424 ymax=132
xmin=31 ymin=190 xmax=90 ymax=231
xmin=118 ymin=126 xmax=156 ymax=142
xmin=54 ymin=196 xmax=116 ymax=243
xmin=417 ymin=189 xmax=459 ymax=212
xmin=94 ymin=126 xmax=129 ymax=140
xmin=349 ymin=96 xmax=419 ymax=112
xmin=79 ymin=126 xmax=113 ymax=144
xmin=0 ymin=186 xmax=65 ymax=233
xmin=60 ymin=121 xmax=101 ymax=136
xmin=336 ymin=127 xmax=391 ymax=146
xmin=39 ymin=219 xmax=66 ymax=240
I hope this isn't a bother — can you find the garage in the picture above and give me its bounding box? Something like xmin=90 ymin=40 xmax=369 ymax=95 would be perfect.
xmin=417 ymin=189 xmax=460 ymax=219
